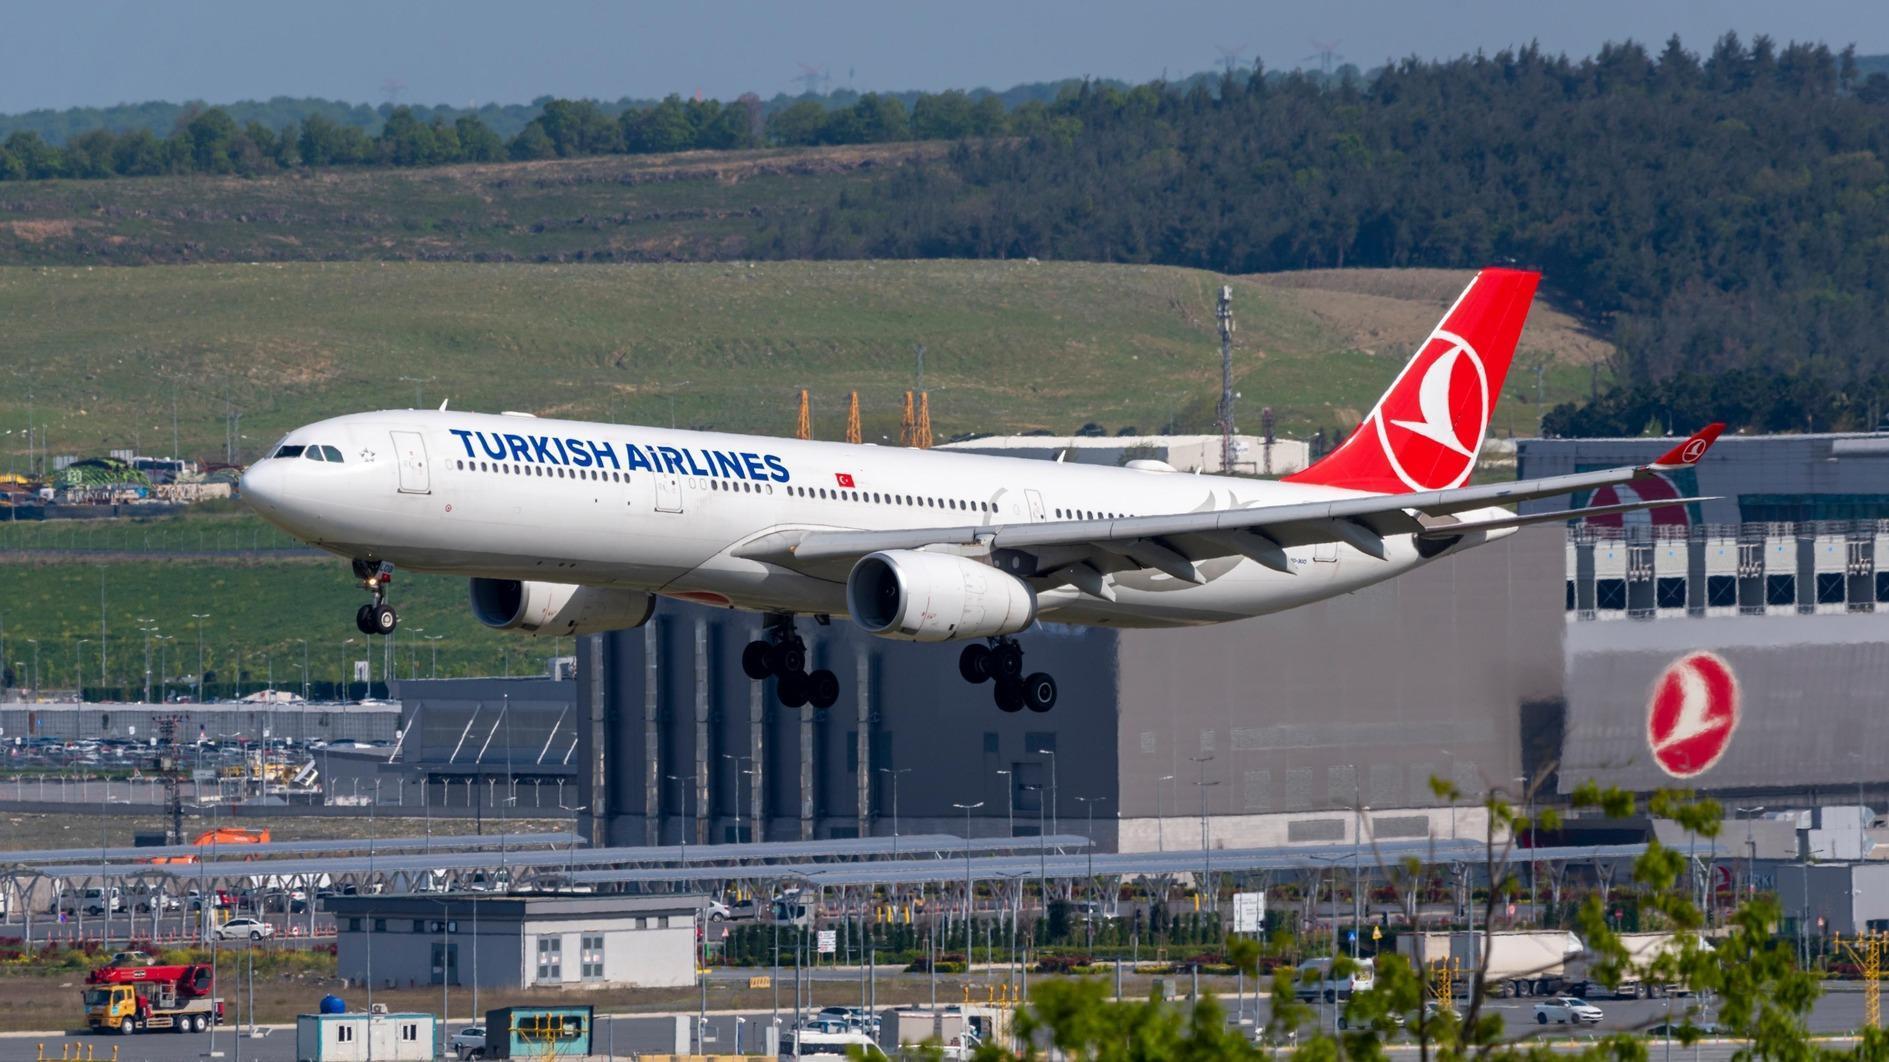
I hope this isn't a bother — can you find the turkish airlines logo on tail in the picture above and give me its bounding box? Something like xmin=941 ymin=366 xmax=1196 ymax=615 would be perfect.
xmin=1371 ymin=329 xmax=1489 ymax=491
xmin=1646 ymin=651 xmax=1740 ymax=779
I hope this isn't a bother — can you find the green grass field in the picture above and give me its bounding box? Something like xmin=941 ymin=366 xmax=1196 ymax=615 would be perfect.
xmin=0 ymin=258 xmax=1604 ymax=465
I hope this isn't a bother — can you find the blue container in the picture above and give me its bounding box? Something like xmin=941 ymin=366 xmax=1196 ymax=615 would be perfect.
xmin=319 ymin=994 xmax=347 ymax=1014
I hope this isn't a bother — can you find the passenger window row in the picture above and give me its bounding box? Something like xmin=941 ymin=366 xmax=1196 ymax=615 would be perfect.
xmin=456 ymin=459 xmax=623 ymax=482
xmin=274 ymin=444 xmax=345 ymax=463
xmin=1056 ymin=507 xmax=1126 ymax=520
xmin=785 ymin=484 xmax=994 ymax=514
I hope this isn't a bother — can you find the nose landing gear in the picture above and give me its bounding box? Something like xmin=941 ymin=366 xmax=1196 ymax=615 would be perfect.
xmin=351 ymin=559 xmax=398 ymax=635
xmin=960 ymin=637 xmax=1056 ymax=713
xmin=742 ymin=614 xmax=838 ymax=710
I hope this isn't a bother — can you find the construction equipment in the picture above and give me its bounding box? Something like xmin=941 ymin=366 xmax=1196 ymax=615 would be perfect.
xmin=146 ymin=826 xmax=273 ymax=865
xmin=83 ymin=961 xmax=223 ymax=1034
xmin=1836 ymin=930 xmax=1887 ymax=1028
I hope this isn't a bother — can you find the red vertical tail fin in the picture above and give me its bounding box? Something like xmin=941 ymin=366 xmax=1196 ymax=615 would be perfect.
xmin=1285 ymin=268 xmax=1540 ymax=494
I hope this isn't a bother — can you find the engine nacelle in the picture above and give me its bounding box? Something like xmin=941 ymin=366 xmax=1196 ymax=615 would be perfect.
xmin=847 ymin=550 xmax=1037 ymax=643
xmin=469 ymin=578 xmax=656 ymax=637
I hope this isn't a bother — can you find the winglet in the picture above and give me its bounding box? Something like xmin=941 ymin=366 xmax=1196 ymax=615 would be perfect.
xmin=1648 ymin=423 xmax=1725 ymax=470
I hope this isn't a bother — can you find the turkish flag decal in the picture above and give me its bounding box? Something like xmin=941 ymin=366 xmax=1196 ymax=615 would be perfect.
xmin=835 ymin=473 xmax=855 ymax=488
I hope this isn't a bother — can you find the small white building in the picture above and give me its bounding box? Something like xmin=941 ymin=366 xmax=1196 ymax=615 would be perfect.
xmin=296 ymin=1009 xmax=435 ymax=1062
xmin=328 ymin=892 xmax=701 ymax=990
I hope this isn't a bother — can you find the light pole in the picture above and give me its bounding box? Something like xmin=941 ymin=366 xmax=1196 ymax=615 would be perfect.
xmin=426 ymin=635 xmax=443 ymax=679
xmin=721 ymin=754 xmax=747 ymax=843
xmin=995 ymin=769 xmax=1015 ymax=838
xmin=76 ymin=639 xmax=89 ymax=700
xmin=1036 ymin=747 xmax=1058 ymax=835
xmin=191 ymin=613 xmax=210 ymax=702
xmin=156 ymin=634 xmax=173 ymax=703
xmin=953 ymin=802 xmax=984 ymax=956
xmin=1157 ymin=774 xmax=1176 ymax=852
xmin=1074 ymin=796 xmax=1107 ymax=947
xmin=878 ymin=767 xmax=911 ymax=853
xmin=26 ymin=638 xmax=39 ymax=703
xmin=339 ymin=639 xmax=354 ymax=703
xmin=1737 ymin=805 xmax=1765 ymax=904
xmin=1191 ymin=754 xmax=1219 ymax=912
xmin=295 ymin=639 xmax=309 ymax=701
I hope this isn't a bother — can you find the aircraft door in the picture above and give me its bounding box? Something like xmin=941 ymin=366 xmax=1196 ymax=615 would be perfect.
xmin=1024 ymin=489 xmax=1047 ymax=521
xmin=391 ymin=431 xmax=430 ymax=494
xmin=654 ymin=473 xmax=683 ymax=513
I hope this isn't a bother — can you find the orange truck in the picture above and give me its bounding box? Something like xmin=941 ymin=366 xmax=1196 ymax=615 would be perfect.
xmin=147 ymin=827 xmax=272 ymax=865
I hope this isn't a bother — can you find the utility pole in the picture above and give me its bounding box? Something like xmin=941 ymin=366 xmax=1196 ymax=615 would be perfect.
xmin=1215 ymin=284 xmax=1237 ymax=474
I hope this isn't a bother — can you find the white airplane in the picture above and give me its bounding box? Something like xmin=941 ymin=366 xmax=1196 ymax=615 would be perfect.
xmin=242 ymin=268 xmax=1720 ymax=713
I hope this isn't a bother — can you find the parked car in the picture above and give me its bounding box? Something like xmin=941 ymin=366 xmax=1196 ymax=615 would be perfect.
xmin=450 ymin=1024 xmax=486 ymax=1059
xmin=214 ymin=917 xmax=275 ymax=941
xmin=816 ymin=1006 xmax=881 ymax=1033
xmin=1534 ymin=997 xmax=1603 ymax=1025
xmin=706 ymin=898 xmax=731 ymax=921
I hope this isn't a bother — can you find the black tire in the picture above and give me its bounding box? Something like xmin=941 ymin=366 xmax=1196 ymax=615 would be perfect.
xmin=372 ymin=603 xmax=398 ymax=635
xmin=959 ymin=644 xmax=993 ymax=684
xmin=1324 ymin=990 xmax=1336 ymax=1004
xmin=994 ymin=678 xmax=1025 ymax=713
xmin=354 ymin=603 xmax=375 ymax=635
xmin=1536 ymin=1013 xmax=1547 ymax=1025
xmin=807 ymin=669 xmax=840 ymax=709
xmin=778 ymin=642 xmax=806 ymax=675
xmin=992 ymin=642 xmax=1024 ymax=680
xmin=250 ymin=930 xmax=263 ymax=940
xmin=778 ymin=671 xmax=810 ymax=709
xmin=1022 ymin=672 xmax=1057 ymax=713
xmin=741 ymin=642 xmax=772 ymax=681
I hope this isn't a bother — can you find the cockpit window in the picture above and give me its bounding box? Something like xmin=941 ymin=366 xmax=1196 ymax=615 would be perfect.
xmin=303 ymin=447 xmax=326 ymax=462
xmin=274 ymin=445 xmax=305 ymax=459
xmin=320 ymin=446 xmax=344 ymax=463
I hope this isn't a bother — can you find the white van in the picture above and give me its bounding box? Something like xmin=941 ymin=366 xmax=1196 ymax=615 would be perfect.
xmin=1294 ymin=956 xmax=1375 ymax=1002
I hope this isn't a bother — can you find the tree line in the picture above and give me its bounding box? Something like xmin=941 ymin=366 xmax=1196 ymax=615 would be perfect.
xmin=758 ymin=35 xmax=1889 ymax=433
xmin=0 ymin=88 xmax=1044 ymax=179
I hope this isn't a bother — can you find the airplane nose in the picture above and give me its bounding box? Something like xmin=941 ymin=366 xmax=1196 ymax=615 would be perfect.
xmin=239 ymin=460 xmax=282 ymax=515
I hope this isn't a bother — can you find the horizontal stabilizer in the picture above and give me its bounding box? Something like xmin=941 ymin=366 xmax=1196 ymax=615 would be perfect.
xmin=1417 ymin=497 xmax=1718 ymax=538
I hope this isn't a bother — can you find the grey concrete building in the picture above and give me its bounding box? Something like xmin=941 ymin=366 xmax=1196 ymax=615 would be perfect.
xmin=328 ymin=893 xmax=700 ymax=990
xmin=573 ymin=529 xmax=1563 ymax=852
xmin=1776 ymin=862 xmax=1889 ymax=937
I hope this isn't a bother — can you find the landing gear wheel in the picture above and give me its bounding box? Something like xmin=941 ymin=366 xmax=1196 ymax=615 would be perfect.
xmin=992 ymin=642 xmax=1025 ymax=680
xmin=994 ymin=677 xmax=1025 ymax=713
xmin=741 ymin=641 xmax=772 ymax=681
xmin=807 ymin=669 xmax=840 ymax=709
xmin=355 ymin=604 xmax=376 ymax=635
xmin=778 ymin=670 xmax=810 ymax=709
xmin=959 ymin=644 xmax=993 ymax=684
xmin=777 ymin=642 xmax=806 ymax=675
xmin=370 ymin=603 xmax=398 ymax=635
xmin=1022 ymin=672 xmax=1057 ymax=713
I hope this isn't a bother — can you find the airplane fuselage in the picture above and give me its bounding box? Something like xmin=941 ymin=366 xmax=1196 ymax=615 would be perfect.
xmin=241 ymin=409 xmax=1504 ymax=631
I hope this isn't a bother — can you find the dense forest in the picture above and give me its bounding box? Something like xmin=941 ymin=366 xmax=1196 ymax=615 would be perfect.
xmin=758 ymin=36 xmax=1889 ymax=432
xmin=6 ymin=36 xmax=1889 ymax=431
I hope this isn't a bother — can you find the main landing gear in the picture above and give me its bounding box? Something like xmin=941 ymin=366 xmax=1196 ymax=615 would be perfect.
xmin=959 ymin=637 xmax=1056 ymax=713
xmin=351 ymin=559 xmax=398 ymax=635
xmin=742 ymin=614 xmax=839 ymax=710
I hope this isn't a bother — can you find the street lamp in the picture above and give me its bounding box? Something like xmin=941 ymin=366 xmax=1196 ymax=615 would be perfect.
xmin=721 ymin=753 xmax=747 ymax=843
xmin=1736 ymin=805 xmax=1766 ymax=904
xmin=76 ymin=639 xmax=89 ymax=700
xmin=1035 ymin=747 xmax=1058 ymax=836
xmin=295 ymin=639 xmax=309 ymax=701
xmin=952 ymin=801 xmax=984 ymax=957
xmin=1190 ymin=754 xmax=1219 ymax=912
xmin=878 ymin=767 xmax=912 ymax=852
xmin=426 ymin=635 xmax=444 ymax=678
xmin=1157 ymin=774 xmax=1176 ymax=852
xmin=191 ymin=613 xmax=210 ymax=702
xmin=995 ymin=768 xmax=1015 ymax=838
xmin=339 ymin=638 xmax=355 ymax=703
xmin=26 ymin=638 xmax=39 ymax=703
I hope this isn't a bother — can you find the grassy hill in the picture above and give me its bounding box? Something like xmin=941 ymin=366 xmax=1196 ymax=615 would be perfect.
xmin=0 ymin=259 xmax=1607 ymax=465
xmin=0 ymin=144 xmax=935 ymax=266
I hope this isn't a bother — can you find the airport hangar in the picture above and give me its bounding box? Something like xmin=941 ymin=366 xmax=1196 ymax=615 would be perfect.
xmin=371 ymin=432 xmax=1889 ymax=852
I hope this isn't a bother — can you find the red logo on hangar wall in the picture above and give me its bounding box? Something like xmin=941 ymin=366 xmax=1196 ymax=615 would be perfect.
xmin=1646 ymin=651 xmax=1740 ymax=778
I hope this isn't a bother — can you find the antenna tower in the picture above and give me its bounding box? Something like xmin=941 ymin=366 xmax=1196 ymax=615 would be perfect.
xmin=795 ymin=389 xmax=812 ymax=440
xmin=156 ymin=714 xmax=185 ymax=844
xmin=845 ymin=391 xmax=862 ymax=444
xmin=1215 ymin=284 xmax=1236 ymax=473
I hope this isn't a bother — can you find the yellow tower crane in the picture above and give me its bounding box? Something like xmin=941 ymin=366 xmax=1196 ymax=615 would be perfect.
xmin=1837 ymin=930 xmax=1888 ymax=1028
xmin=795 ymin=389 xmax=812 ymax=441
xmin=846 ymin=391 xmax=862 ymax=444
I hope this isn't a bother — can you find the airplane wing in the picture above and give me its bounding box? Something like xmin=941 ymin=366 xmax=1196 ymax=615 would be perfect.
xmin=734 ymin=424 xmax=1724 ymax=591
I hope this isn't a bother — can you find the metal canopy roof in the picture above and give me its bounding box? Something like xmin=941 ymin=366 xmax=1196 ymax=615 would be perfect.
xmin=559 ymin=840 xmax=1652 ymax=889
xmin=0 ymin=831 xmax=584 ymax=868
xmin=28 ymin=833 xmax=1095 ymax=882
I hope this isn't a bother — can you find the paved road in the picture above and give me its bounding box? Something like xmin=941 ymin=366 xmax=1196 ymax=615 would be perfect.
xmin=12 ymin=988 xmax=1876 ymax=1061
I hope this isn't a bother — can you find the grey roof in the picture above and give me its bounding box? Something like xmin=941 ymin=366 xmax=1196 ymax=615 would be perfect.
xmin=326 ymin=892 xmax=704 ymax=918
xmin=28 ymin=833 xmax=1094 ymax=882
xmin=0 ymin=831 xmax=583 ymax=868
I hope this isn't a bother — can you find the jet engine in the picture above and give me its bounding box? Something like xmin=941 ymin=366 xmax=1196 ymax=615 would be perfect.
xmin=469 ymin=578 xmax=656 ymax=637
xmin=847 ymin=550 xmax=1037 ymax=642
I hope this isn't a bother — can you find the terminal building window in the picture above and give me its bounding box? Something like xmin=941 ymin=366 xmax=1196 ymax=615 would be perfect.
xmin=581 ymin=935 xmax=605 ymax=981
xmin=1878 ymin=572 xmax=1889 ymax=603
xmin=1594 ymin=579 xmax=1626 ymax=611
xmin=1817 ymin=573 xmax=1846 ymax=605
xmin=1706 ymin=576 xmax=1737 ymax=608
xmin=1656 ymin=577 xmax=1687 ymax=609
xmin=1766 ymin=574 xmax=1796 ymax=607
